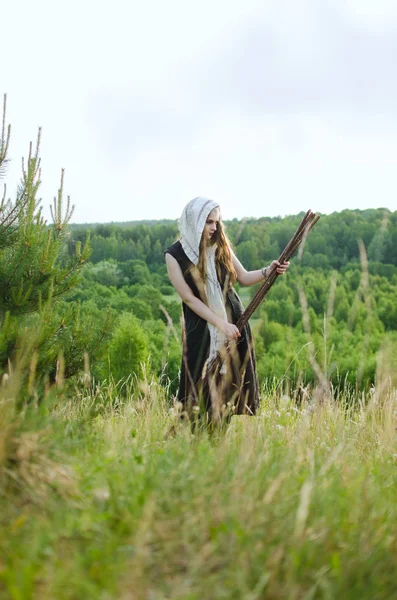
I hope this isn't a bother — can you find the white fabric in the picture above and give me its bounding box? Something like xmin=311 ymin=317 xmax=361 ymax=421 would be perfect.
xmin=205 ymin=244 xmax=228 ymax=366
xmin=179 ymin=197 xmax=229 ymax=365
xmin=179 ymin=196 xmax=218 ymax=265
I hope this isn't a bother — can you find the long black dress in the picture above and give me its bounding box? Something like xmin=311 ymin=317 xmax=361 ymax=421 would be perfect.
xmin=165 ymin=240 xmax=259 ymax=417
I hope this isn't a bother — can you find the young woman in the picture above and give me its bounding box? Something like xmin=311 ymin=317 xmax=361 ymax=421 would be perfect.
xmin=165 ymin=197 xmax=289 ymax=419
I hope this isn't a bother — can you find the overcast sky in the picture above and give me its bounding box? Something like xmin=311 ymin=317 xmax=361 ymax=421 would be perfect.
xmin=2 ymin=0 xmax=397 ymax=223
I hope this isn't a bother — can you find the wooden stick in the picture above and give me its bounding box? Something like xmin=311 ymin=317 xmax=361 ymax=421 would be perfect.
xmin=203 ymin=210 xmax=320 ymax=385
xmin=236 ymin=210 xmax=320 ymax=331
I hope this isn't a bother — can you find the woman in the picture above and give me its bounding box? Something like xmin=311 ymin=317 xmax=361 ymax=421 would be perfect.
xmin=165 ymin=197 xmax=289 ymax=420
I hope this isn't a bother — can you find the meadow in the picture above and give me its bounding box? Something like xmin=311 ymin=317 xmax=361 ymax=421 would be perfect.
xmin=1 ymin=372 xmax=397 ymax=599
xmin=1 ymin=98 xmax=397 ymax=599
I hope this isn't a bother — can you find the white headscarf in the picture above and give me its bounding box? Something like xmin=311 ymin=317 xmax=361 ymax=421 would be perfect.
xmin=179 ymin=197 xmax=229 ymax=365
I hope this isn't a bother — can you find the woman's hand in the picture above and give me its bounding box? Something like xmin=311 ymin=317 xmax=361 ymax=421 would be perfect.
xmin=218 ymin=321 xmax=241 ymax=340
xmin=268 ymin=260 xmax=290 ymax=275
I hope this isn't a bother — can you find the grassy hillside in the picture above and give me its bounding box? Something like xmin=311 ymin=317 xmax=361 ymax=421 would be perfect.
xmin=1 ymin=378 xmax=396 ymax=599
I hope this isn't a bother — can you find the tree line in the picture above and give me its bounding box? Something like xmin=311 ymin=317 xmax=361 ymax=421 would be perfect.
xmin=69 ymin=208 xmax=397 ymax=271
xmin=1 ymin=92 xmax=396 ymax=399
xmin=65 ymin=210 xmax=397 ymax=392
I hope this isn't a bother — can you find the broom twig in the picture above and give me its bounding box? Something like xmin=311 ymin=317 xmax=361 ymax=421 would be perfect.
xmin=236 ymin=209 xmax=320 ymax=331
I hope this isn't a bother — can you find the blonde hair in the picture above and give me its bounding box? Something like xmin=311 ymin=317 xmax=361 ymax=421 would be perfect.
xmin=197 ymin=219 xmax=237 ymax=288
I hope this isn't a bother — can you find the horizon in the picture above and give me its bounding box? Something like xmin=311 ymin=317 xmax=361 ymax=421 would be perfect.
xmin=68 ymin=205 xmax=394 ymax=227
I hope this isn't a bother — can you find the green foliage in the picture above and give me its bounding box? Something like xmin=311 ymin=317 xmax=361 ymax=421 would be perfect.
xmin=142 ymin=319 xmax=181 ymax=391
xmin=63 ymin=206 xmax=397 ymax=391
xmin=85 ymin=260 xmax=123 ymax=287
xmin=0 ymin=149 xmax=90 ymax=319
xmin=103 ymin=313 xmax=149 ymax=383
xmin=0 ymin=95 xmax=108 ymax=391
xmin=1 ymin=383 xmax=397 ymax=598
xmin=119 ymin=259 xmax=152 ymax=285
xmin=253 ymin=265 xmax=395 ymax=388
xmin=70 ymin=208 xmax=397 ymax=274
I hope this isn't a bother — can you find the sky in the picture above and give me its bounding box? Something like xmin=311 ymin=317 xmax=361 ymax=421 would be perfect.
xmin=2 ymin=0 xmax=397 ymax=223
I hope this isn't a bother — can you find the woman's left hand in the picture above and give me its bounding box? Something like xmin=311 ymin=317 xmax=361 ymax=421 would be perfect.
xmin=269 ymin=260 xmax=290 ymax=275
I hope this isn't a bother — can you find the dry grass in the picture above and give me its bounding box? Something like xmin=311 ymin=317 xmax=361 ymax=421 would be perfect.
xmin=0 ymin=371 xmax=396 ymax=599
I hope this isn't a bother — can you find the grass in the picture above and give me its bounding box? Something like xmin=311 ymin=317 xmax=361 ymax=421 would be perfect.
xmin=1 ymin=377 xmax=397 ymax=599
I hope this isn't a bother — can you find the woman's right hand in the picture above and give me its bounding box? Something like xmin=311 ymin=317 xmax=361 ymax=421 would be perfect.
xmin=219 ymin=321 xmax=240 ymax=340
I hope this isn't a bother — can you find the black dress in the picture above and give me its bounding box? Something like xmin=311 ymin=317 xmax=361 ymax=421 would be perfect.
xmin=165 ymin=240 xmax=260 ymax=417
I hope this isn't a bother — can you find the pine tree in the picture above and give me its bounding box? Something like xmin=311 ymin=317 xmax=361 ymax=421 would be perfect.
xmin=0 ymin=94 xmax=110 ymax=391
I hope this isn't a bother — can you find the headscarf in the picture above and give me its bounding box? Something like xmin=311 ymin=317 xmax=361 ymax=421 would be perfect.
xmin=179 ymin=197 xmax=229 ymax=367
xmin=179 ymin=196 xmax=219 ymax=265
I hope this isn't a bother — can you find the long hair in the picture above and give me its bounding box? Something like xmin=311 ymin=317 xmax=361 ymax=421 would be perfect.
xmin=197 ymin=219 xmax=237 ymax=288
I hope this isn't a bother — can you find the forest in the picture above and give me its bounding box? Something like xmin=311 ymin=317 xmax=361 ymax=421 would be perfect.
xmin=62 ymin=208 xmax=397 ymax=393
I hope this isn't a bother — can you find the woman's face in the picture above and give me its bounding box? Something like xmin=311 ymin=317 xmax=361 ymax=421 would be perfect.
xmin=203 ymin=207 xmax=221 ymax=243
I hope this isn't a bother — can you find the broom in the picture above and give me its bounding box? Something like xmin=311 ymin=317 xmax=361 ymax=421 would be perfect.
xmin=202 ymin=209 xmax=321 ymax=420
xmin=237 ymin=209 xmax=320 ymax=331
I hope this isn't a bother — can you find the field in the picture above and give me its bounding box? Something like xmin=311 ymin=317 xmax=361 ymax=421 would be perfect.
xmin=1 ymin=379 xmax=397 ymax=599
xmin=2 ymin=53 xmax=397 ymax=600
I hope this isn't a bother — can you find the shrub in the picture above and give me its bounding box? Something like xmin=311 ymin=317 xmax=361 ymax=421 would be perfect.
xmin=106 ymin=314 xmax=149 ymax=382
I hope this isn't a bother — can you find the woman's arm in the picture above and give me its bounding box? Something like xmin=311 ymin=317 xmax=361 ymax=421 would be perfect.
xmin=232 ymin=253 xmax=290 ymax=287
xmin=165 ymin=254 xmax=240 ymax=339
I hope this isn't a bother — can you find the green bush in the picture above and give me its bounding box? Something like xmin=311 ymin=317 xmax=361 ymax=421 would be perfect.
xmin=105 ymin=314 xmax=149 ymax=383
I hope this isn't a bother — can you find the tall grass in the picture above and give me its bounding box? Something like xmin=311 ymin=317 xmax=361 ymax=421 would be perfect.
xmin=1 ymin=372 xmax=396 ymax=599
